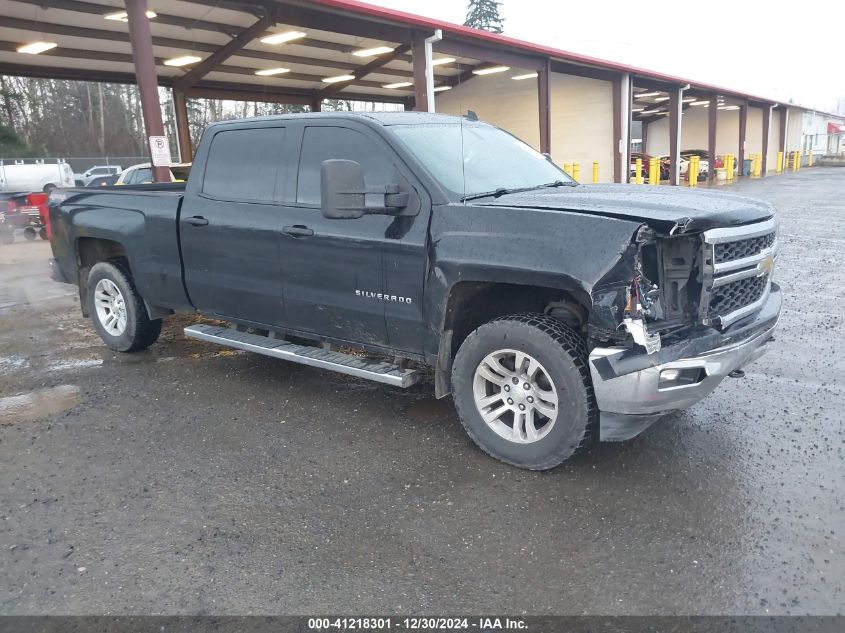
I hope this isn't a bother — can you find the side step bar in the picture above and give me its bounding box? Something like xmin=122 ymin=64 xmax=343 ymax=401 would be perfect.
xmin=184 ymin=324 xmax=422 ymax=388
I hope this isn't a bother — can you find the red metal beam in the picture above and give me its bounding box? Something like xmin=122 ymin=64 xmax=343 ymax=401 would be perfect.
xmin=124 ymin=0 xmax=169 ymax=182
xmin=668 ymin=88 xmax=682 ymax=186
xmin=173 ymin=15 xmax=272 ymax=91
xmin=411 ymin=33 xmax=428 ymax=113
xmin=317 ymin=44 xmax=410 ymax=99
xmin=738 ymin=101 xmax=748 ymax=177
xmin=612 ymin=77 xmax=622 ymax=183
xmin=708 ymin=95 xmax=717 ymax=182
xmin=761 ymin=106 xmax=771 ymax=174
xmin=538 ymin=59 xmax=551 ymax=155
xmin=172 ymin=89 xmax=192 ymax=163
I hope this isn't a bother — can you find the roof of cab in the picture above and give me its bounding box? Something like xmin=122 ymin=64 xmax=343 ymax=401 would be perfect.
xmin=206 ymin=111 xmax=472 ymax=130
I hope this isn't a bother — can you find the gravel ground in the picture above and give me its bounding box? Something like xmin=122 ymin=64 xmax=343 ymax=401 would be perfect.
xmin=0 ymin=168 xmax=843 ymax=615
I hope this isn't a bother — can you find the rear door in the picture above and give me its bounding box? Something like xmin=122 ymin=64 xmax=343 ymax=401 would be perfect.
xmin=180 ymin=122 xmax=292 ymax=327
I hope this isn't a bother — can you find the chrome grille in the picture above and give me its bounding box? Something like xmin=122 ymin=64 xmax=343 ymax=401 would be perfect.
xmin=703 ymin=218 xmax=778 ymax=328
xmin=709 ymin=275 xmax=768 ymax=318
xmin=714 ymin=232 xmax=775 ymax=264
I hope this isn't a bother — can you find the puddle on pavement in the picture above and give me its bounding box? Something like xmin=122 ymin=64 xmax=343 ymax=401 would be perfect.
xmin=407 ymin=397 xmax=455 ymax=420
xmin=0 ymin=384 xmax=81 ymax=425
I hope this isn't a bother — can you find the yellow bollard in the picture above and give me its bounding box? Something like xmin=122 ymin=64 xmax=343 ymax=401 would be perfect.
xmin=727 ymin=154 xmax=735 ymax=181
xmin=572 ymin=163 xmax=580 ymax=181
xmin=649 ymin=158 xmax=659 ymax=185
xmin=635 ymin=158 xmax=643 ymax=184
xmin=689 ymin=156 xmax=699 ymax=187
xmin=753 ymin=153 xmax=761 ymax=178
xmin=794 ymin=151 xmax=800 ymax=172
xmin=592 ymin=161 xmax=599 ymax=184
xmin=776 ymin=151 xmax=783 ymax=174
xmin=564 ymin=162 xmax=572 ymax=177
xmin=808 ymin=150 xmax=813 ymax=167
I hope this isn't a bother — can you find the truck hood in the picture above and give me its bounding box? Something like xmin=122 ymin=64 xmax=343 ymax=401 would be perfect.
xmin=475 ymin=183 xmax=774 ymax=233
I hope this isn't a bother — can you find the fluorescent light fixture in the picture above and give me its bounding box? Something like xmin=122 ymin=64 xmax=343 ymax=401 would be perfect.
xmin=430 ymin=57 xmax=455 ymax=66
xmin=260 ymin=31 xmax=306 ymax=45
xmin=104 ymin=10 xmax=156 ymax=21
xmin=383 ymin=81 xmax=413 ymax=89
xmin=682 ymin=97 xmax=697 ymax=103
xmin=641 ymin=109 xmax=663 ymax=115
xmin=632 ymin=108 xmax=645 ymax=112
xmin=654 ymin=96 xmax=669 ymax=102
xmin=353 ymin=46 xmax=394 ymax=57
xmin=511 ymin=72 xmax=538 ymax=80
xmin=433 ymin=85 xmax=452 ymax=92
xmin=164 ymin=55 xmax=201 ymax=67
xmin=719 ymin=105 xmax=740 ymax=110
xmin=690 ymin=100 xmax=709 ymax=106
xmin=472 ymin=65 xmax=509 ymax=75
xmin=322 ymin=74 xmax=355 ymax=83
xmin=636 ymin=91 xmax=662 ymax=98
xmin=255 ymin=67 xmax=290 ymax=76
xmin=16 ymin=41 xmax=57 ymax=54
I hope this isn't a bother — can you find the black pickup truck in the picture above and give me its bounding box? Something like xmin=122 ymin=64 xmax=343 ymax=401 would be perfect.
xmin=47 ymin=112 xmax=781 ymax=470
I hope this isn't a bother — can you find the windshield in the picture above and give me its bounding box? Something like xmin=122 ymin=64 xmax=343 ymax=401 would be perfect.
xmin=390 ymin=122 xmax=573 ymax=199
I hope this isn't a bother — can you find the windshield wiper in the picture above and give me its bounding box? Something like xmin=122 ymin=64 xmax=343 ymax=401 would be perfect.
xmin=460 ymin=180 xmax=576 ymax=202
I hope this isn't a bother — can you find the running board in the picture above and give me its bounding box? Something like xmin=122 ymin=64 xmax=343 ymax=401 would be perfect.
xmin=184 ymin=324 xmax=421 ymax=388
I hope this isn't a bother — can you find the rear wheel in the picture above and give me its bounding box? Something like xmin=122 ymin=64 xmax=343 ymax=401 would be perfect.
xmin=86 ymin=260 xmax=161 ymax=352
xmin=451 ymin=313 xmax=596 ymax=470
xmin=23 ymin=227 xmax=37 ymax=241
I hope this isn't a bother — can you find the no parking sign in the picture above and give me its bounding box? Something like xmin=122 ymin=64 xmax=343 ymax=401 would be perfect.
xmin=149 ymin=135 xmax=172 ymax=167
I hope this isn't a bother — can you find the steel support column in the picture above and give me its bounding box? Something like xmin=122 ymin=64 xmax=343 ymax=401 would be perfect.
xmin=411 ymin=33 xmax=428 ymax=113
xmin=172 ymin=89 xmax=192 ymax=163
xmin=538 ymin=59 xmax=551 ymax=155
xmin=762 ymin=105 xmax=772 ymax=175
xmin=612 ymin=75 xmax=630 ymax=183
xmin=738 ymin=101 xmax=748 ymax=178
xmin=125 ymin=0 xmax=169 ymax=182
xmin=668 ymin=87 xmax=683 ymax=186
xmin=708 ymin=96 xmax=717 ymax=182
xmin=778 ymin=107 xmax=789 ymax=161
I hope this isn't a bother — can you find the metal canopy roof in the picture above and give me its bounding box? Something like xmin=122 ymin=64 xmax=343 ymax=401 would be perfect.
xmin=0 ymin=0 xmax=791 ymax=109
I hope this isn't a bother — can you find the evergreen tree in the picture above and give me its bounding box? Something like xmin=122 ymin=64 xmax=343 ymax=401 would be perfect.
xmin=464 ymin=0 xmax=504 ymax=33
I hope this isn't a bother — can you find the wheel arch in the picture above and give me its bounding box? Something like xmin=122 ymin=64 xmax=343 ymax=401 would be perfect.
xmin=433 ymin=279 xmax=592 ymax=398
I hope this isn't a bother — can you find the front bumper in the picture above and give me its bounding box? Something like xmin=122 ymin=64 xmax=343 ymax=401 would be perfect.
xmin=589 ymin=283 xmax=781 ymax=441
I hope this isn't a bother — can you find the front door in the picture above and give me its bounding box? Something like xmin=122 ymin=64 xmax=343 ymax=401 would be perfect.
xmin=275 ymin=123 xmax=416 ymax=350
xmin=180 ymin=123 xmax=291 ymax=327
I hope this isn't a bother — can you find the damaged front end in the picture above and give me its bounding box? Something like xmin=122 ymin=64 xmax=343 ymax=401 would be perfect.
xmin=589 ymin=224 xmax=705 ymax=355
xmin=585 ymin=217 xmax=781 ymax=442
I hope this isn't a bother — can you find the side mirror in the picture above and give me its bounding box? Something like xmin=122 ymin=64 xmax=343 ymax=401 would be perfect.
xmin=320 ymin=159 xmax=409 ymax=220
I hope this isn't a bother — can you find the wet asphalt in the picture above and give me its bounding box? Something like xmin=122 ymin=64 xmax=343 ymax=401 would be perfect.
xmin=0 ymin=168 xmax=843 ymax=615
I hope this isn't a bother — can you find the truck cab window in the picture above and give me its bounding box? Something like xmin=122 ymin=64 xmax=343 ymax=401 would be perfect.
xmin=202 ymin=127 xmax=286 ymax=201
xmin=296 ymin=126 xmax=394 ymax=205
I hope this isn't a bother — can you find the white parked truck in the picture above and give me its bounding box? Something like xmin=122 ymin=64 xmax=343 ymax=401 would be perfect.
xmin=0 ymin=159 xmax=75 ymax=192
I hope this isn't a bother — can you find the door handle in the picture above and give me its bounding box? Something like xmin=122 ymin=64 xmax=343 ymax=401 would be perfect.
xmin=282 ymin=225 xmax=314 ymax=237
xmin=185 ymin=216 xmax=209 ymax=226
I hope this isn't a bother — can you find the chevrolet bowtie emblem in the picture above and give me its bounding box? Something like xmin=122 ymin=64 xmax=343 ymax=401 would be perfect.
xmin=758 ymin=254 xmax=775 ymax=275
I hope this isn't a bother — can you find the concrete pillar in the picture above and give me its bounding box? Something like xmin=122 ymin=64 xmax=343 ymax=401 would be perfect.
xmin=708 ymin=96 xmax=717 ymax=182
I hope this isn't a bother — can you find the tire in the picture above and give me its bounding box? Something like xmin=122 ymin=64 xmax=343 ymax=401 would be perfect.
xmin=23 ymin=227 xmax=37 ymax=241
xmin=451 ymin=313 xmax=597 ymax=470
xmin=39 ymin=228 xmax=48 ymax=240
xmin=43 ymin=183 xmax=56 ymax=193
xmin=86 ymin=260 xmax=162 ymax=352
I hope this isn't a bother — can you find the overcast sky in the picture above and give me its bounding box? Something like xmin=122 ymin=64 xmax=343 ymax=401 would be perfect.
xmin=369 ymin=0 xmax=843 ymax=113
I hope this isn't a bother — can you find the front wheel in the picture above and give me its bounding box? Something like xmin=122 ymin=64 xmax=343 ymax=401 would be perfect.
xmin=86 ymin=260 xmax=162 ymax=352
xmin=451 ymin=313 xmax=596 ymax=470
